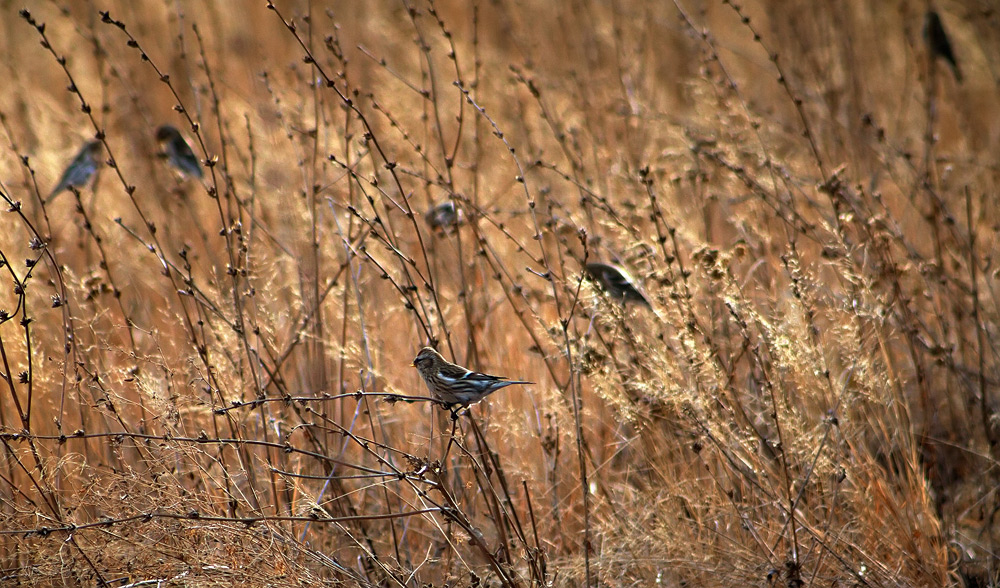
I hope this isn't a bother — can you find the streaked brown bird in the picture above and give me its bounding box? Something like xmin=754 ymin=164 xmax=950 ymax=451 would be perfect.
xmin=47 ymin=140 xmax=103 ymax=203
xmin=585 ymin=262 xmax=650 ymax=307
xmin=411 ymin=346 xmax=531 ymax=409
xmin=923 ymin=10 xmax=962 ymax=82
xmin=425 ymin=200 xmax=465 ymax=233
xmin=156 ymin=125 xmax=203 ymax=178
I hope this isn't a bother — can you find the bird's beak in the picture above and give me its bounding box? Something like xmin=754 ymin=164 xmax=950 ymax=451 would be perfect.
xmin=410 ymin=361 xmax=415 ymax=367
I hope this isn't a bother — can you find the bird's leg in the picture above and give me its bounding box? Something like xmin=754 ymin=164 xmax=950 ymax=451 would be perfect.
xmin=443 ymin=409 xmax=460 ymax=461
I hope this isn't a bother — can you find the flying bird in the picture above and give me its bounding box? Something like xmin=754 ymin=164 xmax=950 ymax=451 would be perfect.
xmin=47 ymin=140 xmax=103 ymax=203
xmin=411 ymin=346 xmax=531 ymax=410
xmin=585 ymin=262 xmax=651 ymax=307
xmin=156 ymin=125 xmax=203 ymax=178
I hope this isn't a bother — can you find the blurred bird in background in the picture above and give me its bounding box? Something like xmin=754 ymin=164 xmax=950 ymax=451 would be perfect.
xmin=425 ymin=200 xmax=465 ymax=233
xmin=46 ymin=140 xmax=103 ymax=203
xmin=923 ymin=10 xmax=962 ymax=82
xmin=156 ymin=125 xmax=203 ymax=179
xmin=585 ymin=262 xmax=651 ymax=307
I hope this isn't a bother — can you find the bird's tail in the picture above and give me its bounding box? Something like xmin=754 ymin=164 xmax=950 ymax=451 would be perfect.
xmin=44 ymin=187 xmax=63 ymax=204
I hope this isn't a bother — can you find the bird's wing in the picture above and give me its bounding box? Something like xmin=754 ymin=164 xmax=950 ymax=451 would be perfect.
xmin=438 ymin=365 xmax=504 ymax=384
xmin=51 ymin=158 xmax=94 ymax=197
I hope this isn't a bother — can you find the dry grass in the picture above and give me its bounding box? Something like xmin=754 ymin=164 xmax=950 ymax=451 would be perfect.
xmin=0 ymin=0 xmax=997 ymax=586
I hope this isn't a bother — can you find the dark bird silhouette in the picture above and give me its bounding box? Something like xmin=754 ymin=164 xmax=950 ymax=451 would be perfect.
xmin=585 ymin=262 xmax=651 ymax=307
xmin=47 ymin=140 xmax=103 ymax=203
xmin=425 ymin=200 xmax=465 ymax=233
xmin=923 ymin=10 xmax=962 ymax=82
xmin=156 ymin=125 xmax=203 ymax=178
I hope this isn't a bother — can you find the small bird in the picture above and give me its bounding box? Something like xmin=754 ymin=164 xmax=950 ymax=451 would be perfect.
xmin=411 ymin=346 xmax=531 ymax=409
xmin=585 ymin=262 xmax=651 ymax=307
xmin=155 ymin=125 xmax=203 ymax=178
xmin=47 ymin=140 xmax=103 ymax=203
xmin=425 ymin=200 xmax=465 ymax=233
xmin=923 ymin=10 xmax=962 ymax=82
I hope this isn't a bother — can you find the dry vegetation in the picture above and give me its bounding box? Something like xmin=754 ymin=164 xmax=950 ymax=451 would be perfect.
xmin=0 ymin=0 xmax=997 ymax=586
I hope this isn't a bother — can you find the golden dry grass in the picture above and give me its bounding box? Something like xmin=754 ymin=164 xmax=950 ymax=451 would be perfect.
xmin=0 ymin=0 xmax=997 ymax=586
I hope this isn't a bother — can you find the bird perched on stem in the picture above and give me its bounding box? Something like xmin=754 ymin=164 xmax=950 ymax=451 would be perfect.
xmin=46 ymin=140 xmax=103 ymax=203
xmin=923 ymin=10 xmax=962 ymax=82
xmin=156 ymin=125 xmax=203 ymax=179
xmin=411 ymin=346 xmax=531 ymax=410
xmin=585 ymin=262 xmax=651 ymax=307
xmin=425 ymin=200 xmax=465 ymax=233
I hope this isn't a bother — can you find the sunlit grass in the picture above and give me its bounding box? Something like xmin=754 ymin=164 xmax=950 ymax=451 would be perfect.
xmin=0 ymin=1 xmax=995 ymax=586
